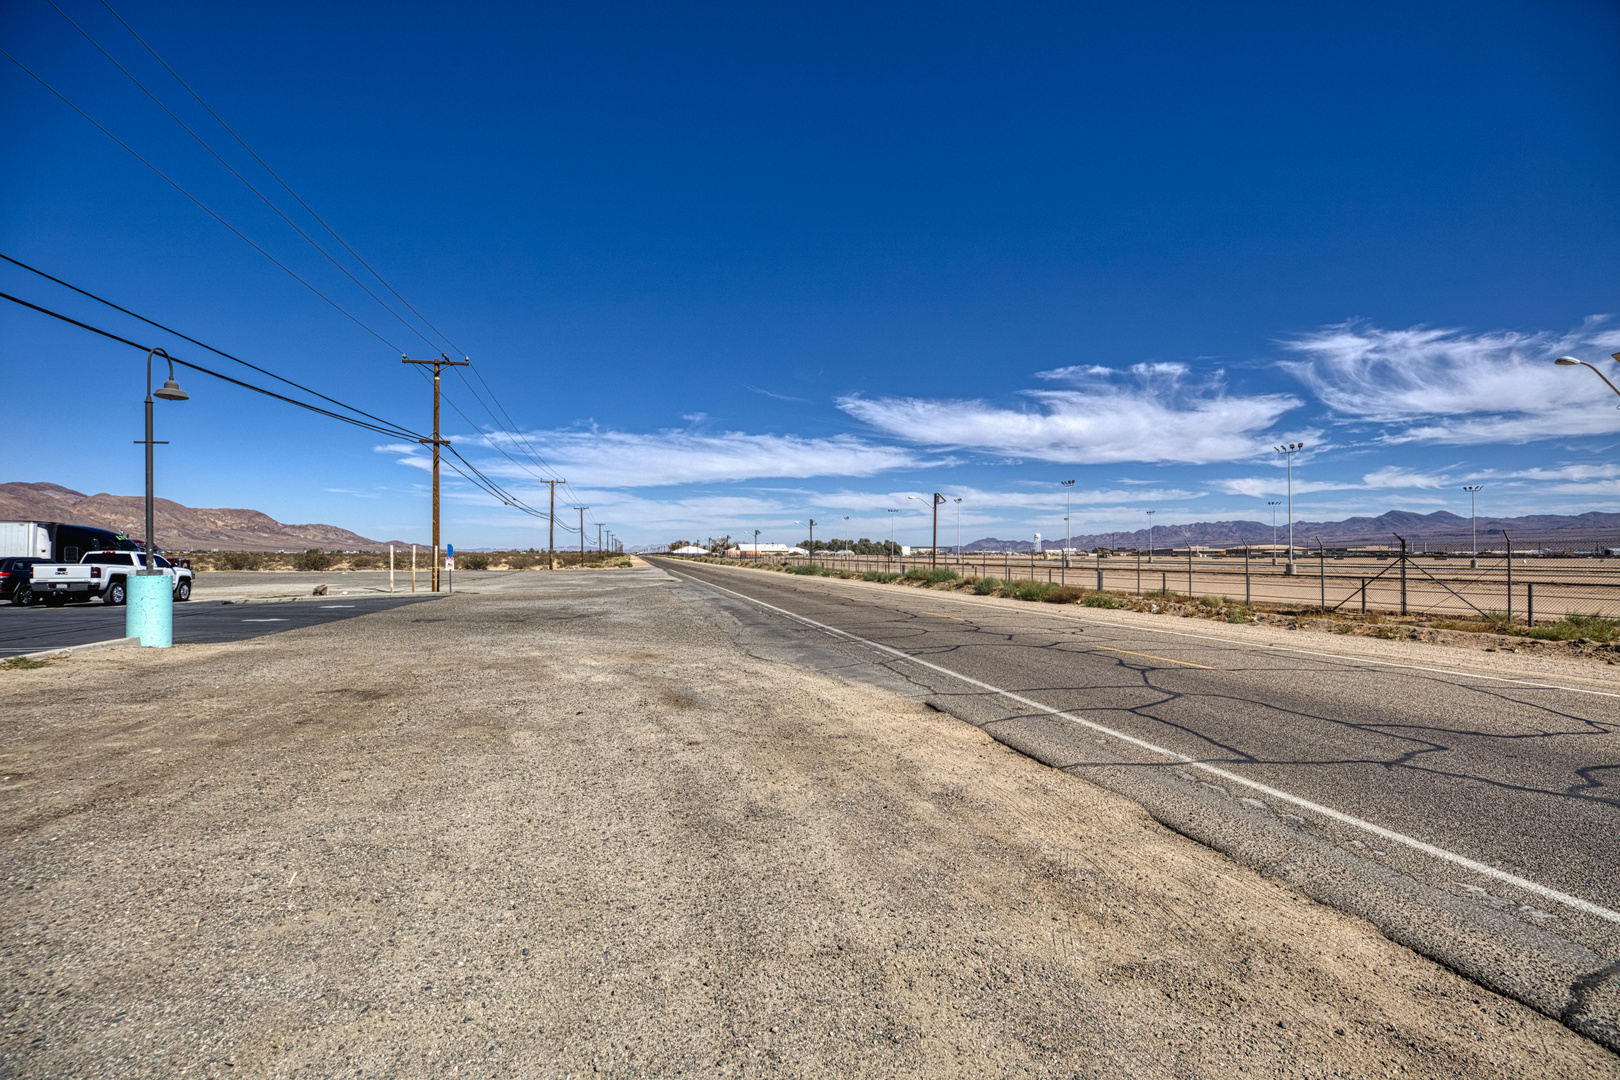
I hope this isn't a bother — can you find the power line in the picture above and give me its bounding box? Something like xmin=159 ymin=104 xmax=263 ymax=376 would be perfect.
xmin=39 ymin=7 xmax=573 ymax=502
xmin=50 ymin=0 xmax=444 ymax=354
xmin=0 ymin=46 xmax=404 ymax=354
xmin=0 ymin=252 xmax=409 ymax=437
xmin=98 ymin=0 xmax=468 ymax=359
xmin=0 ymin=288 xmax=555 ymax=520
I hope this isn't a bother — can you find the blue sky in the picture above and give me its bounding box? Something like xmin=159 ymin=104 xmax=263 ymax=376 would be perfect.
xmin=4 ymin=1 xmax=1619 ymax=550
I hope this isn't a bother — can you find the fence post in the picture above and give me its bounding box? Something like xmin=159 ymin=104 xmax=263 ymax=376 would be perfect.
xmin=1360 ymin=578 xmax=1367 ymax=613
xmin=1527 ymin=581 xmax=1534 ymax=627
xmin=1244 ymin=545 xmax=1251 ymax=605
xmin=1161 ymin=571 xmax=1167 ymax=595
xmin=1097 ymin=564 xmax=1104 ymax=590
xmin=1317 ymin=538 xmax=1326 ymax=609
xmin=1136 ymin=551 xmax=1141 ymax=595
xmin=1504 ymin=531 xmax=1513 ymax=623
xmin=1395 ymin=533 xmax=1408 ymax=615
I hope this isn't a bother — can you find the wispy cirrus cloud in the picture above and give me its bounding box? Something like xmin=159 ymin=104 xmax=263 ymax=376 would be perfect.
xmin=838 ymin=362 xmax=1303 ymax=464
xmin=1282 ymin=320 xmax=1620 ymax=444
xmin=441 ymin=428 xmax=922 ymax=487
xmin=1208 ymin=466 xmax=1457 ymax=499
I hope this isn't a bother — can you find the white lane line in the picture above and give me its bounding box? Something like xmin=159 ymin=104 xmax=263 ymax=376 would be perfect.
xmin=674 ymin=566 xmax=1620 ymax=925
xmin=808 ymin=577 xmax=1620 ymax=700
xmin=318 ymin=605 xmax=356 ymax=609
xmin=241 ymin=618 xmax=289 ymax=623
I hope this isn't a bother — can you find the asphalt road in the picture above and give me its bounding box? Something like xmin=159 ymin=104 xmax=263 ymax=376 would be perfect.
xmin=0 ymin=595 xmax=439 ymax=656
xmin=653 ymin=557 xmax=1620 ymax=1045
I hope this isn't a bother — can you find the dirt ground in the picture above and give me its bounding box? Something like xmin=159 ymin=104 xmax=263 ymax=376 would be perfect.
xmin=1 ymin=572 xmax=1615 ymax=1078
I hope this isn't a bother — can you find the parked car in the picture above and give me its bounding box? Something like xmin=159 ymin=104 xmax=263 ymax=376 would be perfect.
xmin=1 ymin=557 xmax=48 ymax=605
xmin=27 ymin=551 xmax=194 ymax=606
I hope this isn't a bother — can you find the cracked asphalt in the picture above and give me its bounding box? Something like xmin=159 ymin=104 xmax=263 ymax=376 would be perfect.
xmin=652 ymin=557 xmax=1620 ymax=1051
xmin=1 ymin=564 xmax=1616 ymax=1077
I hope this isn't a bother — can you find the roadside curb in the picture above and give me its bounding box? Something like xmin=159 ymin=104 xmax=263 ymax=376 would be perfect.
xmin=19 ymin=636 xmax=141 ymax=661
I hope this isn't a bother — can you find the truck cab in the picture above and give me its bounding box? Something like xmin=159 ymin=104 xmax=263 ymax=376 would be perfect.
xmin=23 ymin=551 xmax=194 ymax=606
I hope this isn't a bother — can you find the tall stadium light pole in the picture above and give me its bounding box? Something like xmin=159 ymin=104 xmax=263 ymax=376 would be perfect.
xmin=887 ymin=509 xmax=899 ymax=556
xmin=1463 ymin=485 xmax=1484 ymax=568
xmin=1145 ymin=509 xmax=1155 ymax=563
xmin=1267 ymin=501 xmax=1282 ymax=565
xmin=1275 ymin=442 xmax=1305 ymax=575
xmin=1554 ymin=354 xmax=1620 ymax=398
xmin=1060 ymin=480 xmax=1075 ymax=569
xmin=954 ymin=497 xmax=962 ymax=555
xmin=403 ymin=354 xmax=470 ymax=591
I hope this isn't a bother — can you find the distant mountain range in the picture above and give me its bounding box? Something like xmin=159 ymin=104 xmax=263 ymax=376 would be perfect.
xmin=967 ymin=510 xmax=1620 ymax=553
xmin=0 ymin=482 xmax=402 ymax=552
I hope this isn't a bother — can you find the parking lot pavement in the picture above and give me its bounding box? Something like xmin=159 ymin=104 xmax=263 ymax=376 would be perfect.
xmin=0 ymin=595 xmax=439 ymax=656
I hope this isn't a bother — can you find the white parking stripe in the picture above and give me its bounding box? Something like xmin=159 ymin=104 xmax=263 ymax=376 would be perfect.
xmin=675 ymin=565 xmax=1620 ymax=925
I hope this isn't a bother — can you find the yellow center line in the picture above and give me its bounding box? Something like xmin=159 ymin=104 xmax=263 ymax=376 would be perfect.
xmin=1091 ymin=646 xmax=1214 ymax=669
xmin=921 ymin=611 xmax=965 ymax=621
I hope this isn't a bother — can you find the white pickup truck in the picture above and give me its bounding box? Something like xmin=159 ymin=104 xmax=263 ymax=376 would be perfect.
xmin=26 ymin=551 xmax=194 ymax=606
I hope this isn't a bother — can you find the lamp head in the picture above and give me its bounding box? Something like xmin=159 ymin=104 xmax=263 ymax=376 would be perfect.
xmin=154 ymin=378 xmax=189 ymax=401
xmin=1555 ymin=357 xmax=1580 ymax=366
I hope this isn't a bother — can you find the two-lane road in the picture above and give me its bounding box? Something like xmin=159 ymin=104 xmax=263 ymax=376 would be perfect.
xmin=654 ymin=557 xmax=1620 ymax=1045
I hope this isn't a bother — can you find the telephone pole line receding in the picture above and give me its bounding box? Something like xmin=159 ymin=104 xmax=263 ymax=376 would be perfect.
xmin=542 ymin=479 xmax=567 ymax=569
xmin=575 ymin=507 xmax=589 ymax=568
xmin=402 ymin=353 xmax=469 ymax=592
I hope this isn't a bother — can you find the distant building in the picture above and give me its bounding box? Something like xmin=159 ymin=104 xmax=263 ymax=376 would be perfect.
xmin=670 ymin=545 xmax=708 ymax=555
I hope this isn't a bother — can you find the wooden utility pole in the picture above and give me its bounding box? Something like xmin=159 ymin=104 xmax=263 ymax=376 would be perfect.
xmin=574 ymin=507 xmax=589 ymax=568
xmin=542 ymin=479 xmax=567 ymax=569
xmin=402 ymin=354 xmax=469 ymax=592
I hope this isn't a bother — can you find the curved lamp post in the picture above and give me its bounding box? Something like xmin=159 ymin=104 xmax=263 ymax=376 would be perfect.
xmin=1554 ymin=355 xmax=1620 ymax=400
xmin=131 ymin=348 xmax=188 ymax=647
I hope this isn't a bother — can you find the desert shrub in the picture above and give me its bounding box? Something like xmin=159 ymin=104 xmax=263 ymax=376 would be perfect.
xmin=923 ymin=567 xmax=960 ymax=584
xmin=1529 ymin=613 xmax=1620 ymax=643
xmin=1226 ymin=607 xmax=1253 ymax=623
xmin=1145 ymin=588 xmax=1180 ymax=600
xmin=505 ymin=551 xmax=540 ymax=570
xmin=1003 ymin=580 xmax=1060 ymax=602
xmin=835 ymin=569 xmax=855 ymax=579
xmin=215 ymin=551 xmax=265 ymax=571
xmin=459 ymin=553 xmax=491 ymax=571
xmin=1198 ymin=594 xmax=1227 ymax=608
xmin=615 ymin=559 xmax=632 ymax=568
xmin=786 ymin=563 xmax=828 ymax=575
xmin=292 ymin=549 xmax=333 ymax=572
xmin=347 ymin=552 xmax=383 ymax=570
xmin=863 ymin=571 xmax=902 ymax=583
xmin=1042 ymin=586 xmax=1084 ymax=604
xmin=903 ymin=567 xmax=931 ymax=581
xmin=1083 ymin=592 xmax=1125 ymax=608
xmin=973 ymin=577 xmax=1002 ymax=595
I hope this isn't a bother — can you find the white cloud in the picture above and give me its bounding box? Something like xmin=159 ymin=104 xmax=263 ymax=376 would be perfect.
xmin=1282 ymin=320 xmax=1620 ymax=444
xmin=455 ymin=428 xmax=921 ymax=487
xmin=1208 ymin=467 xmax=1457 ymax=499
xmin=838 ymin=363 xmax=1302 ymax=464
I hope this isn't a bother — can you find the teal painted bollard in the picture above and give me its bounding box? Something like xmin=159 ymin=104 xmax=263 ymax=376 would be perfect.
xmin=126 ymin=573 xmax=174 ymax=648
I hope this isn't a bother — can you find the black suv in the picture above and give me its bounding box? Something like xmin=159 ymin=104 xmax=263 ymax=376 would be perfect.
xmin=1 ymin=557 xmax=47 ymax=606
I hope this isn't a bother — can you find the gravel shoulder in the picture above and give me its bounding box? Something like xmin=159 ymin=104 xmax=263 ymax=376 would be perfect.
xmin=2 ymin=569 xmax=1614 ymax=1077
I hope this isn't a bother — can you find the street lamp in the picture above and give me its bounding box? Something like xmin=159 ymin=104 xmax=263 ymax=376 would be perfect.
xmin=953 ymin=497 xmax=962 ymax=556
xmin=1145 ymin=509 xmax=1155 ymax=562
xmin=793 ymin=519 xmax=817 ymax=564
xmin=1267 ymin=501 xmax=1282 ymax=565
xmin=1462 ymin=485 xmax=1483 ymax=568
xmin=131 ymin=348 xmax=188 ymax=648
xmin=1554 ymin=355 xmax=1620 ymax=400
xmin=886 ymin=509 xmax=899 ymax=562
xmin=1275 ymin=442 xmax=1305 ymax=574
xmin=1060 ymin=480 xmax=1075 ymax=569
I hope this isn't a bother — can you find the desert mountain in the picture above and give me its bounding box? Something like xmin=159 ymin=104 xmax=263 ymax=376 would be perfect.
xmin=966 ymin=509 xmax=1620 ymax=553
xmin=0 ymin=482 xmax=403 ymax=552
